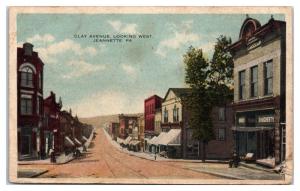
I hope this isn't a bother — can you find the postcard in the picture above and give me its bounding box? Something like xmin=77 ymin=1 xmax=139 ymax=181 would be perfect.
xmin=8 ymin=6 xmax=293 ymax=184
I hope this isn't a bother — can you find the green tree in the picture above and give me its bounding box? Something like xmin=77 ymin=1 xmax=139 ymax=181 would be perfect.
xmin=183 ymin=36 xmax=233 ymax=162
xmin=183 ymin=46 xmax=214 ymax=161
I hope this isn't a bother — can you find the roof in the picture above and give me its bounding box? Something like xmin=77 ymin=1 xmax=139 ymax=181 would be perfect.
xmin=229 ymin=17 xmax=286 ymax=53
xmin=163 ymin=88 xmax=192 ymax=101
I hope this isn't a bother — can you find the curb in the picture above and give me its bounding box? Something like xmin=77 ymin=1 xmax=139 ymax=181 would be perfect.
xmin=182 ymin=167 xmax=244 ymax=180
xmin=30 ymin=170 xmax=49 ymax=178
xmin=239 ymin=162 xmax=275 ymax=173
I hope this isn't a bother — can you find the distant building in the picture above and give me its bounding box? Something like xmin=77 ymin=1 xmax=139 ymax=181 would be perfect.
xmin=144 ymin=95 xmax=163 ymax=138
xmin=42 ymin=91 xmax=62 ymax=158
xmin=229 ymin=17 xmax=286 ymax=165
xmin=17 ymin=43 xmax=44 ymax=160
xmin=118 ymin=114 xmax=138 ymax=139
xmin=154 ymin=108 xmax=162 ymax=135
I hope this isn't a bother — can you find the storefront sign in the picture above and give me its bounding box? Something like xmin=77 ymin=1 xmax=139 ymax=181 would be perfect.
xmin=258 ymin=116 xmax=274 ymax=123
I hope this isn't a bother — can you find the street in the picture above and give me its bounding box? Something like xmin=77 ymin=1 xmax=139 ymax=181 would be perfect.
xmin=20 ymin=128 xmax=219 ymax=179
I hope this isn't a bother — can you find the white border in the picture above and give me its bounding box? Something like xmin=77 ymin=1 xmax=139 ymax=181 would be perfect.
xmin=1 ymin=1 xmax=299 ymax=191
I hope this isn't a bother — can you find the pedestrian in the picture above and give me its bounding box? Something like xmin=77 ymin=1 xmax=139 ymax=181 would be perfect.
xmin=154 ymin=152 xmax=157 ymax=160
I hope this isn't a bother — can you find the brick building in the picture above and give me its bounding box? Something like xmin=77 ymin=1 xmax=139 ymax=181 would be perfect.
xmin=229 ymin=16 xmax=286 ymax=165
xmin=144 ymin=95 xmax=163 ymax=138
xmin=118 ymin=114 xmax=138 ymax=139
xmin=41 ymin=91 xmax=62 ymax=158
xmin=17 ymin=43 xmax=44 ymax=160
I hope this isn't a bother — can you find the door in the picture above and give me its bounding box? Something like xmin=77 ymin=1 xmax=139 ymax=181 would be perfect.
xmin=21 ymin=135 xmax=31 ymax=155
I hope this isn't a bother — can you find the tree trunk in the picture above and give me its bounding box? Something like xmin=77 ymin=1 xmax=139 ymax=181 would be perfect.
xmin=202 ymin=140 xmax=206 ymax=162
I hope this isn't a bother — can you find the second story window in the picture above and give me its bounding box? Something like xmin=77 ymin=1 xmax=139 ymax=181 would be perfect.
xmin=218 ymin=107 xmax=226 ymax=121
xmin=164 ymin=107 xmax=168 ymax=123
xmin=250 ymin=66 xmax=258 ymax=97
xmin=20 ymin=66 xmax=33 ymax=87
xmin=239 ymin=70 xmax=245 ymax=100
xmin=38 ymin=73 xmax=42 ymax=89
xmin=264 ymin=60 xmax=273 ymax=95
xmin=173 ymin=105 xmax=178 ymax=122
xmin=20 ymin=96 xmax=32 ymax=115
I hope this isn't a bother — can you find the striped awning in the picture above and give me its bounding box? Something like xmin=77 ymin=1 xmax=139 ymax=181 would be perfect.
xmin=64 ymin=136 xmax=75 ymax=147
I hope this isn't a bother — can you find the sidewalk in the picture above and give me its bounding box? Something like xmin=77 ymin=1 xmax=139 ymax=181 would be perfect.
xmin=18 ymin=127 xmax=95 ymax=166
xmin=103 ymin=128 xmax=227 ymax=163
xmin=17 ymin=168 xmax=48 ymax=178
xmin=103 ymin=128 xmax=284 ymax=180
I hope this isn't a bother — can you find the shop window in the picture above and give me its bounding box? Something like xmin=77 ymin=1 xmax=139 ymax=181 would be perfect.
xmin=218 ymin=128 xmax=225 ymax=141
xmin=239 ymin=70 xmax=245 ymax=100
xmin=264 ymin=60 xmax=273 ymax=95
xmin=250 ymin=66 xmax=258 ymax=97
xmin=20 ymin=66 xmax=33 ymax=87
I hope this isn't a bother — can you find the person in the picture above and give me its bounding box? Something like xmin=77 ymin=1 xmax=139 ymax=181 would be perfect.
xmin=49 ymin=149 xmax=56 ymax=163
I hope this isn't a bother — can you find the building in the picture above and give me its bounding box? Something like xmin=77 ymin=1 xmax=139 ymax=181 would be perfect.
xmin=229 ymin=16 xmax=286 ymax=165
xmin=206 ymin=104 xmax=234 ymax=159
xmin=118 ymin=114 xmax=138 ymax=139
xmin=137 ymin=114 xmax=145 ymax=151
xmin=109 ymin=122 xmax=120 ymax=141
xmin=17 ymin=42 xmax=44 ymax=160
xmin=160 ymin=88 xmax=191 ymax=158
xmin=41 ymin=91 xmax=62 ymax=158
xmin=144 ymin=95 xmax=163 ymax=138
xmin=160 ymin=88 xmax=233 ymax=159
xmin=154 ymin=108 xmax=162 ymax=135
xmin=60 ymin=110 xmax=76 ymax=153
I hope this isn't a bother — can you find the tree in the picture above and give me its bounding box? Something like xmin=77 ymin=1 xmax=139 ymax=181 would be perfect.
xmin=183 ymin=36 xmax=233 ymax=162
xmin=183 ymin=46 xmax=214 ymax=161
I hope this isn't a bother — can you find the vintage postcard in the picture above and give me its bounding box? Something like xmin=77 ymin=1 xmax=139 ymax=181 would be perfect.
xmin=8 ymin=6 xmax=293 ymax=184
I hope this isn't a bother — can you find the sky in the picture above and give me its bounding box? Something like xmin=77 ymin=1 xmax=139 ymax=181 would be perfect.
xmin=17 ymin=13 xmax=285 ymax=117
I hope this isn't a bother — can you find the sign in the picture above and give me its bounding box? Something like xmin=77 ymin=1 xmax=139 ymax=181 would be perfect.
xmin=258 ymin=116 xmax=274 ymax=123
xmin=238 ymin=117 xmax=246 ymax=124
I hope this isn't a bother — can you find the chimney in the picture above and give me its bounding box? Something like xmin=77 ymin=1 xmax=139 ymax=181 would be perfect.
xmin=23 ymin=42 xmax=34 ymax=56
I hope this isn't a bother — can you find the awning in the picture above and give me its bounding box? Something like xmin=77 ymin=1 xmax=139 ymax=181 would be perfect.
xmin=129 ymin=140 xmax=140 ymax=146
xmin=74 ymin=138 xmax=82 ymax=145
xmin=123 ymin=136 xmax=132 ymax=145
xmin=147 ymin=136 xmax=157 ymax=145
xmin=159 ymin=129 xmax=181 ymax=146
xmin=82 ymin=136 xmax=88 ymax=141
xmin=117 ymin=137 xmax=125 ymax=144
xmin=152 ymin=132 xmax=167 ymax=146
xmin=64 ymin=136 xmax=75 ymax=147
xmin=232 ymin=126 xmax=274 ymax=132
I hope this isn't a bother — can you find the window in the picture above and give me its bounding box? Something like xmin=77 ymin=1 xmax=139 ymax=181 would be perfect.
xmin=218 ymin=107 xmax=226 ymax=121
xmin=250 ymin=66 xmax=258 ymax=97
xmin=239 ymin=70 xmax=245 ymax=100
xmin=218 ymin=128 xmax=225 ymax=141
xmin=21 ymin=97 xmax=32 ymax=115
xmin=38 ymin=73 xmax=42 ymax=89
xmin=264 ymin=60 xmax=273 ymax=95
xmin=173 ymin=105 xmax=178 ymax=122
xmin=164 ymin=107 xmax=168 ymax=123
xmin=20 ymin=66 xmax=33 ymax=87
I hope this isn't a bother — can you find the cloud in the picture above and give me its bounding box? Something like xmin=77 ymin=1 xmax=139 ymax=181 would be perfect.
xmin=108 ymin=20 xmax=140 ymax=34
xmin=62 ymin=60 xmax=106 ymax=79
xmin=26 ymin=34 xmax=55 ymax=44
xmin=155 ymin=20 xmax=201 ymax=57
xmin=121 ymin=63 xmax=136 ymax=77
xmin=198 ymin=42 xmax=215 ymax=53
xmin=32 ymin=38 xmax=98 ymax=64
xmin=69 ymin=90 xmax=144 ymax=117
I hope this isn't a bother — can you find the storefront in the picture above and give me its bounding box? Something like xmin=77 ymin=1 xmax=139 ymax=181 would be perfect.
xmin=234 ymin=109 xmax=275 ymax=159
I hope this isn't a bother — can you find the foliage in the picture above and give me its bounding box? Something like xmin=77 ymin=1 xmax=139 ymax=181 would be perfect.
xmin=183 ymin=35 xmax=233 ymax=161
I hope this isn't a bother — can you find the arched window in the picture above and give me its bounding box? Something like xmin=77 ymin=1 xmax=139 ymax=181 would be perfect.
xmin=20 ymin=66 xmax=33 ymax=87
